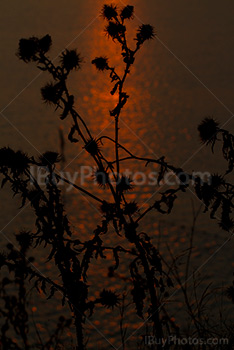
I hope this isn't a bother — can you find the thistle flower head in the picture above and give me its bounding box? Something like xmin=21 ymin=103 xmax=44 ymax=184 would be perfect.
xmin=209 ymin=174 xmax=224 ymax=189
xmin=117 ymin=176 xmax=133 ymax=192
xmin=198 ymin=117 xmax=220 ymax=145
xmin=105 ymin=22 xmax=126 ymax=40
xmin=120 ymin=5 xmax=134 ymax=20
xmin=100 ymin=201 xmax=116 ymax=215
xmin=136 ymin=24 xmax=155 ymax=44
xmin=38 ymin=34 xmax=52 ymax=54
xmin=60 ymin=49 xmax=82 ymax=71
xmin=123 ymin=201 xmax=138 ymax=215
xmin=102 ymin=4 xmax=118 ymax=20
xmin=39 ymin=151 xmax=61 ymax=166
xmin=0 ymin=148 xmax=29 ymax=175
xmin=17 ymin=37 xmax=39 ymax=62
xmin=91 ymin=57 xmax=109 ymax=71
xmin=17 ymin=35 xmax=52 ymax=62
xmin=94 ymin=169 xmax=109 ymax=188
xmin=99 ymin=289 xmax=120 ymax=308
xmin=85 ymin=139 xmax=100 ymax=155
xmin=41 ymin=82 xmax=63 ymax=105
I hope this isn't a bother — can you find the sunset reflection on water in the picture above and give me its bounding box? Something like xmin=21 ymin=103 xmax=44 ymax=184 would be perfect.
xmin=63 ymin=8 xmax=167 ymax=345
xmin=60 ymin=3 xmax=234 ymax=345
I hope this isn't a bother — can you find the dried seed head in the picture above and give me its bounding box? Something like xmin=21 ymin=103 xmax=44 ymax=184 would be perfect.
xmin=105 ymin=21 xmax=126 ymax=40
xmin=41 ymin=82 xmax=63 ymax=105
xmin=209 ymin=174 xmax=224 ymax=189
xmin=120 ymin=5 xmax=134 ymax=20
xmin=198 ymin=117 xmax=220 ymax=145
xmin=100 ymin=201 xmax=116 ymax=215
xmin=17 ymin=35 xmax=52 ymax=62
xmin=123 ymin=201 xmax=138 ymax=215
xmin=117 ymin=176 xmax=133 ymax=192
xmin=17 ymin=37 xmax=39 ymax=62
xmin=38 ymin=34 xmax=52 ymax=54
xmin=0 ymin=148 xmax=29 ymax=175
xmin=136 ymin=24 xmax=155 ymax=44
xmin=92 ymin=57 xmax=109 ymax=71
xmin=85 ymin=139 xmax=100 ymax=155
xmin=94 ymin=169 xmax=109 ymax=188
xmin=99 ymin=289 xmax=120 ymax=308
xmin=60 ymin=49 xmax=82 ymax=71
xmin=102 ymin=4 xmax=118 ymax=20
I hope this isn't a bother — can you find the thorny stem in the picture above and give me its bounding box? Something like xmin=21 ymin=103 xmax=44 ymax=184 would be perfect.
xmin=25 ymin=168 xmax=49 ymax=203
xmin=115 ymin=115 xmax=120 ymax=184
xmin=59 ymin=30 xmax=166 ymax=345
xmin=185 ymin=202 xmax=202 ymax=289
xmin=134 ymin=239 xmax=164 ymax=349
xmin=162 ymin=246 xmax=205 ymax=338
xmin=5 ymin=261 xmax=65 ymax=294
xmin=112 ymin=24 xmax=137 ymax=195
xmin=98 ymin=136 xmax=178 ymax=172
xmin=107 ymin=36 xmax=167 ymax=340
xmin=60 ymin=86 xmax=120 ymax=204
xmin=136 ymin=205 xmax=154 ymax=223
xmin=74 ymin=312 xmax=85 ymax=350
xmin=55 ymin=174 xmax=103 ymax=203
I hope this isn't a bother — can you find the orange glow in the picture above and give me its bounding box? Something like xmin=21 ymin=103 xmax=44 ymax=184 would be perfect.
xmin=65 ymin=4 xmax=165 ymax=225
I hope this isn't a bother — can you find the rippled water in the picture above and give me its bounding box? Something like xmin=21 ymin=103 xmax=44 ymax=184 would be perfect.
xmin=1 ymin=0 xmax=234 ymax=348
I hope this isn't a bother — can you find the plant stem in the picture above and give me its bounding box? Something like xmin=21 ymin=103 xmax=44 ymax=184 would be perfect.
xmin=74 ymin=311 xmax=85 ymax=350
xmin=55 ymin=174 xmax=103 ymax=203
xmin=135 ymin=239 xmax=164 ymax=349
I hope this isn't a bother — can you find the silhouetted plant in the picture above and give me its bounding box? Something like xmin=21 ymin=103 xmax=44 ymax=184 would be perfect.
xmin=0 ymin=4 xmax=233 ymax=350
xmin=0 ymin=232 xmax=72 ymax=350
xmin=196 ymin=117 xmax=234 ymax=230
